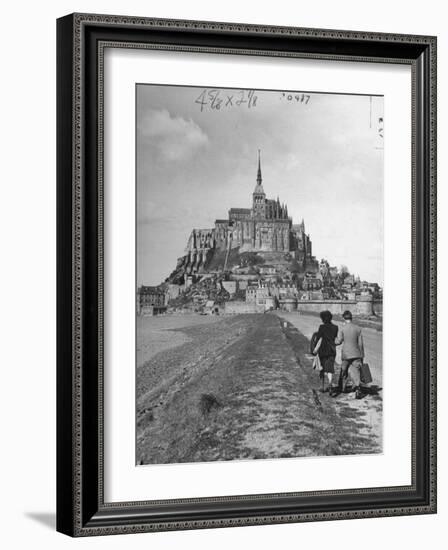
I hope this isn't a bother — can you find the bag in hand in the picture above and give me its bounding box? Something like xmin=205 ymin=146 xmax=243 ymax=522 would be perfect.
xmin=312 ymin=354 xmax=323 ymax=371
xmin=360 ymin=362 xmax=373 ymax=384
xmin=310 ymin=332 xmax=321 ymax=355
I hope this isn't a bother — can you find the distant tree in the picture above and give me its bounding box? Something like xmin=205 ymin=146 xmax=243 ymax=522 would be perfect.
xmin=339 ymin=265 xmax=350 ymax=280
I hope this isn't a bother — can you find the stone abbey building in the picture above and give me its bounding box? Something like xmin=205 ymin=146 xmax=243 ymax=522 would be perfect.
xmin=180 ymin=152 xmax=316 ymax=275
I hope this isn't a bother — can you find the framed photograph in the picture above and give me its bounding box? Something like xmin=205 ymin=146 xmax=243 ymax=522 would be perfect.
xmin=57 ymin=13 xmax=437 ymax=536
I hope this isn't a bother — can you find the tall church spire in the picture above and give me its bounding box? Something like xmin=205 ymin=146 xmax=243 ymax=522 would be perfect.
xmin=253 ymin=149 xmax=265 ymax=196
xmin=252 ymin=149 xmax=266 ymax=217
xmin=257 ymin=149 xmax=262 ymax=185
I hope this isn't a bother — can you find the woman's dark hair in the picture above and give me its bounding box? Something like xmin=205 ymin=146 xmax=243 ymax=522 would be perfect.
xmin=320 ymin=310 xmax=333 ymax=324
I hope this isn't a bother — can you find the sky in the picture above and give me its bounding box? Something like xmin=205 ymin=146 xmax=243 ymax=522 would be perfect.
xmin=136 ymin=84 xmax=384 ymax=286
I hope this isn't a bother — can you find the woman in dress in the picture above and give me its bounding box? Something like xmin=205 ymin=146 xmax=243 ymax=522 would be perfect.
xmin=314 ymin=310 xmax=338 ymax=395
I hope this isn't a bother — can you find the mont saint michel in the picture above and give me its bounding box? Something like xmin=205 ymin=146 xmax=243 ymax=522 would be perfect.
xmin=178 ymin=151 xmax=315 ymax=267
xmin=163 ymin=151 xmax=318 ymax=299
xmin=138 ymin=153 xmax=380 ymax=317
xmin=136 ymin=84 xmax=383 ymax=466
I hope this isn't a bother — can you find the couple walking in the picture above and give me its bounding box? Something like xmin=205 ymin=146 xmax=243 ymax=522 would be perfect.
xmin=313 ymin=309 xmax=366 ymax=399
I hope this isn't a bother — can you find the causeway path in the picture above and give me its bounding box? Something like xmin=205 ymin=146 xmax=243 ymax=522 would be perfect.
xmin=137 ymin=313 xmax=382 ymax=464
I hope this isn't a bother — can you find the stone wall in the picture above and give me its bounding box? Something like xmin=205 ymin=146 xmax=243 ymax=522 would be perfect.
xmin=224 ymin=301 xmax=264 ymax=314
xmin=372 ymin=300 xmax=383 ymax=316
xmin=296 ymin=297 xmax=374 ymax=316
xmin=279 ymin=298 xmax=297 ymax=312
xmin=229 ymin=274 xmax=259 ymax=282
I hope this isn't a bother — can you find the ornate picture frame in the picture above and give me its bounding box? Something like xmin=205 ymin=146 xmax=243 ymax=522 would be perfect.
xmin=57 ymin=13 xmax=437 ymax=536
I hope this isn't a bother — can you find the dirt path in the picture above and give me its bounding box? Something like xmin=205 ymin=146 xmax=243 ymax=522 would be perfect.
xmin=137 ymin=313 xmax=382 ymax=465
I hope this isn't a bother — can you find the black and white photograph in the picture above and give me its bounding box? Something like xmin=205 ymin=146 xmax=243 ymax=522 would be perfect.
xmin=136 ymin=84 xmax=384 ymax=465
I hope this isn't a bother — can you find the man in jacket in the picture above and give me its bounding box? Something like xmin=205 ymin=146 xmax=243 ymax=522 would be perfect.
xmin=335 ymin=310 xmax=365 ymax=398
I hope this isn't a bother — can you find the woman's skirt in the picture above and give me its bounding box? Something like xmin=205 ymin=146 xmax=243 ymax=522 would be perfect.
xmin=319 ymin=355 xmax=335 ymax=374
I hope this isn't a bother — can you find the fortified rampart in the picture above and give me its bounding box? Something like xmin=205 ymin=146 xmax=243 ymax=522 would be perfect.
xmin=296 ymin=295 xmax=374 ymax=316
xmin=372 ymin=299 xmax=383 ymax=316
xmin=224 ymin=301 xmax=265 ymax=314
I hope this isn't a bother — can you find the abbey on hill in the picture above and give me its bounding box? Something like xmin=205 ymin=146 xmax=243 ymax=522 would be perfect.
xmin=176 ymin=151 xmax=318 ymax=276
xmin=137 ymin=152 xmax=382 ymax=316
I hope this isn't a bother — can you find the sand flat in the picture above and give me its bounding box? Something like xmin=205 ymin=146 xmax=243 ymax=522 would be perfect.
xmin=137 ymin=314 xmax=224 ymax=368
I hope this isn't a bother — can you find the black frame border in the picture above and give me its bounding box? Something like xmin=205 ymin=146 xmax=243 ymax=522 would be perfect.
xmin=57 ymin=13 xmax=437 ymax=537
